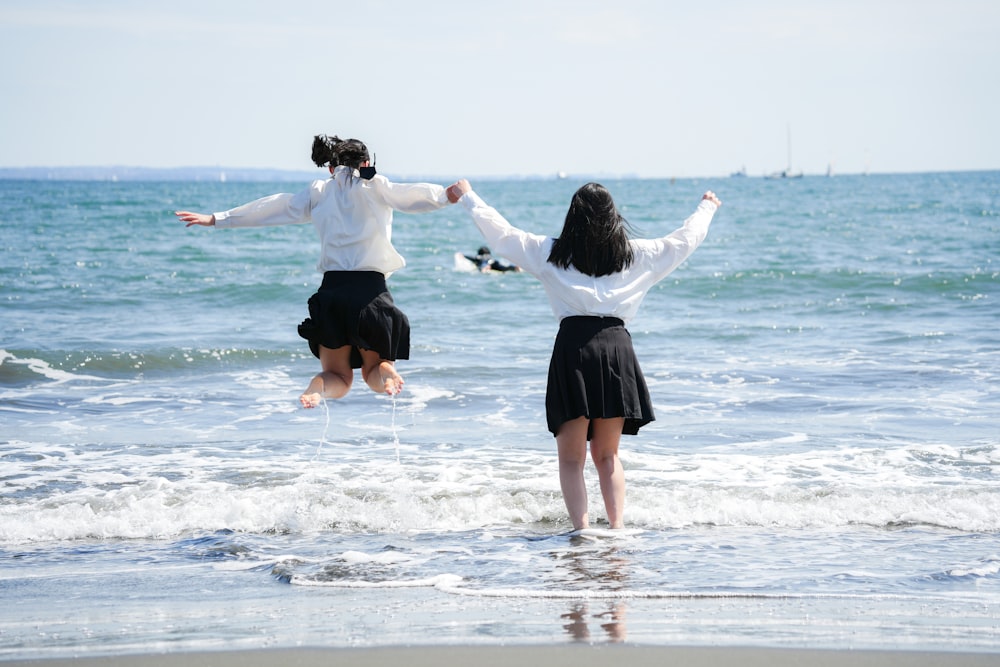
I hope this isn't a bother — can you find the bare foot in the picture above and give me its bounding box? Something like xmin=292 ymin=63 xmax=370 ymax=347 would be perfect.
xmin=380 ymin=363 xmax=404 ymax=396
xmin=300 ymin=392 xmax=323 ymax=409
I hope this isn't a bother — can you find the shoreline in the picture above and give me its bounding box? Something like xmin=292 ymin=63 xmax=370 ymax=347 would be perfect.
xmin=5 ymin=645 xmax=1000 ymax=667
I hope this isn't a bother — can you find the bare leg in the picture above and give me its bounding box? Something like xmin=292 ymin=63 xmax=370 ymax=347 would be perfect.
xmin=359 ymin=349 xmax=404 ymax=395
xmin=590 ymin=417 xmax=626 ymax=528
xmin=556 ymin=417 xmax=591 ymax=530
xmin=300 ymin=345 xmax=354 ymax=408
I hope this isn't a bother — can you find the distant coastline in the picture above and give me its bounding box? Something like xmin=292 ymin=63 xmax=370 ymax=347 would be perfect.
xmin=0 ymin=166 xmax=586 ymax=182
xmin=0 ymin=165 xmax=994 ymax=182
xmin=0 ymin=166 xmax=321 ymax=182
xmin=0 ymin=166 xmax=657 ymax=182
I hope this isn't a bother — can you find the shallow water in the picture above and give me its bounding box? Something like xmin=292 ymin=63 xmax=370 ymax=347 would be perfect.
xmin=1 ymin=172 xmax=999 ymax=657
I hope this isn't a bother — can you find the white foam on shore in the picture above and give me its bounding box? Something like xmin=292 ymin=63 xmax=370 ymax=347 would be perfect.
xmin=2 ymin=438 xmax=999 ymax=544
xmin=292 ymin=573 xmax=463 ymax=589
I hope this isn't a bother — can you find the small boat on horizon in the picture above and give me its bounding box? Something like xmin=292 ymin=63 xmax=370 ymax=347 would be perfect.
xmin=766 ymin=124 xmax=804 ymax=179
xmin=766 ymin=168 xmax=803 ymax=179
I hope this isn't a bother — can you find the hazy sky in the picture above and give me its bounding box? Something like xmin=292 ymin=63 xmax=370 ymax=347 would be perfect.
xmin=1 ymin=0 xmax=997 ymax=178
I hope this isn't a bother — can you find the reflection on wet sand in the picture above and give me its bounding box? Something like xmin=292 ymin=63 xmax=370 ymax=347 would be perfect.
xmin=557 ymin=540 xmax=629 ymax=642
xmin=562 ymin=601 xmax=627 ymax=643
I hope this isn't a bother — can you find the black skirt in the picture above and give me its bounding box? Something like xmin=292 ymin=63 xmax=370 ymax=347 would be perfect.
xmin=297 ymin=271 xmax=410 ymax=369
xmin=545 ymin=316 xmax=655 ymax=438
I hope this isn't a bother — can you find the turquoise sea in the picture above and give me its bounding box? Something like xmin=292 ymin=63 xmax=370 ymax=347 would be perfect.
xmin=1 ymin=171 xmax=998 ymax=658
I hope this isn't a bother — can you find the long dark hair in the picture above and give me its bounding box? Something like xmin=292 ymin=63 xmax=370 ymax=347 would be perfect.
xmin=547 ymin=182 xmax=634 ymax=276
xmin=311 ymin=134 xmax=370 ymax=169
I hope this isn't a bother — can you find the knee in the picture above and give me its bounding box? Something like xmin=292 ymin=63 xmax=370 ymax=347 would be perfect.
xmin=590 ymin=447 xmax=619 ymax=468
xmin=558 ymin=447 xmax=588 ymax=468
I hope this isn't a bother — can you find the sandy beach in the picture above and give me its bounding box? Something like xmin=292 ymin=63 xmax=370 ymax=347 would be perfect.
xmin=5 ymin=646 xmax=1000 ymax=667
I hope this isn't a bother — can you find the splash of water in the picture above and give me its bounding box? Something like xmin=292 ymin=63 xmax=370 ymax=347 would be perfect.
xmin=391 ymin=393 xmax=401 ymax=464
xmin=312 ymin=398 xmax=331 ymax=462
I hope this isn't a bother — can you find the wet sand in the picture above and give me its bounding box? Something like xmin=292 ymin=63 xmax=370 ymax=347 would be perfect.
xmin=7 ymin=645 xmax=1000 ymax=667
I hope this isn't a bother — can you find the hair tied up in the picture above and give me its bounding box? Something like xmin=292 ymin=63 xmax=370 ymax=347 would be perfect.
xmin=311 ymin=134 xmax=370 ymax=170
xmin=311 ymin=134 xmax=341 ymax=168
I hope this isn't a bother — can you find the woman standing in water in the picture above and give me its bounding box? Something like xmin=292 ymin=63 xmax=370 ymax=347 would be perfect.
xmin=446 ymin=179 xmax=721 ymax=530
xmin=176 ymin=134 xmax=454 ymax=407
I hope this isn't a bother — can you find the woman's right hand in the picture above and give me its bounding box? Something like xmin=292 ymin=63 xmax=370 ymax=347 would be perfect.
xmin=174 ymin=211 xmax=215 ymax=227
xmin=447 ymin=179 xmax=471 ymax=203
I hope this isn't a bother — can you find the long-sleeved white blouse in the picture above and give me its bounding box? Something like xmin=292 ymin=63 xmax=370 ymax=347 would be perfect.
xmin=214 ymin=165 xmax=451 ymax=275
xmin=458 ymin=191 xmax=718 ymax=324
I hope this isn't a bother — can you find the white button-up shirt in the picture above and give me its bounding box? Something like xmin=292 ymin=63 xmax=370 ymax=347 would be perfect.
xmin=458 ymin=191 xmax=718 ymax=324
xmin=214 ymin=165 xmax=451 ymax=275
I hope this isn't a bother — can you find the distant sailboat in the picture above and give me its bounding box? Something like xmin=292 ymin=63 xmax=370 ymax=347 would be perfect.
xmin=766 ymin=125 xmax=803 ymax=179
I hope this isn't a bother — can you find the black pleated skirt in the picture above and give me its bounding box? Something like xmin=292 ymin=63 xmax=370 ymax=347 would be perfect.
xmin=297 ymin=271 xmax=410 ymax=369
xmin=545 ymin=316 xmax=655 ymax=439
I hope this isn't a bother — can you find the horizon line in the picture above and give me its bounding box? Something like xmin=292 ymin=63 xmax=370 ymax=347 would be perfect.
xmin=0 ymin=165 xmax=996 ymax=183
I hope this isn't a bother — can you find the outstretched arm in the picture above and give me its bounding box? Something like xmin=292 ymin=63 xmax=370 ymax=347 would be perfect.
xmin=375 ymin=179 xmax=452 ymax=213
xmin=634 ymin=190 xmax=722 ymax=281
xmin=175 ymin=211 xmax=216 ymax=227
xmin=447 ymin=179 xmax=547 ymax=274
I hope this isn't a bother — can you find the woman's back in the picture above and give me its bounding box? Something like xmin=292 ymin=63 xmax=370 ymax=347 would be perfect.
xmin=311 ymin=167 xmax=401 ymax=274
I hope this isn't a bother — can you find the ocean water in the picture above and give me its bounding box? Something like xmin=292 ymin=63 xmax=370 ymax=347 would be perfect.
xmin=1 ymin=172 xmax=998 ymax=658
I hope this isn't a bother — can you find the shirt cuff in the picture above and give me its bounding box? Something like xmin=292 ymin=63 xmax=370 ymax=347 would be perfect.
xmin=698 ymin=199 xmax=718 ymax=214
xmin=459 ymin=191 xmax=484 ymax=210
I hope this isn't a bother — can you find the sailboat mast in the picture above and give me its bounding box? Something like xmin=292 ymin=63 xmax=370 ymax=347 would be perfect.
xmin=787 ymin=123 xmax=792 ymax=172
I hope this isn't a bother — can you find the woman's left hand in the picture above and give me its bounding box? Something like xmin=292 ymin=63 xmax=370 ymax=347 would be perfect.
xmin=175 ymin=211 xmax=216 ymax=227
